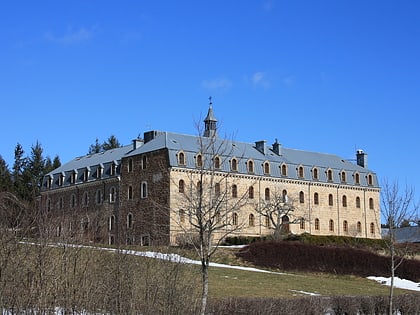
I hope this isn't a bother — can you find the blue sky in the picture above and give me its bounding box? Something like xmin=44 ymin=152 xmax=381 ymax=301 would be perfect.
xmin=1 ymin=1 xmax=420 ymax=211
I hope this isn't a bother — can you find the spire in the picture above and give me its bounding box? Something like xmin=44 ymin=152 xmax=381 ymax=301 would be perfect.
xmin=204 ymin=96 xmax=217 ymax=138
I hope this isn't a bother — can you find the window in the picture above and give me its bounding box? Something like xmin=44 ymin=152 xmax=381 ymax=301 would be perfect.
xmin=142 ymin=155 xmax=147 ymax=169
xmin=97 ymin=166 xmax=102 ymax=179
xmin=196 ymin=154 xmax=203 ymax=168
xmin=232 ymin=184 xmax=238 ymax=198
xmin=315 ymin=218 xmax=320 ymax=230
xmin=214 ymin=156 xmax=221 ymax=169
xmin=370 ymin=222 xmax=375 ymax=234
xmin=282 ymin=216 xmax=290 ymax=233
xmin=356 ymin=196 xmax=361 ymax=208
xmin=59 ymin=197 xmax=64 ymax=210
xmin=197 ymin=181 xmax=202 ymax=195
xmin=141 ymin=182 xmax=148 ymax=198
xmin=343 ymin=220 xmax=348 ymax=233
xmin=248 ymin=160 xmax=254 ymax=173
xmin=298 ymin=166 xmax=304 ymax=178
xmin=357 ymin=221 xmax=362 ymax=233
xmin=314 ymin=192 xmax=319 ymax=205
xmin=81 ymin=216 xmax=89 ymax=231
xmin=341 ymin=171 xmax=346 ymax=183
xmin=179 ymin=209 xmax=185 ymax=224
xmin=328 ymin=194 xmax=334 ymax=206
xmin=327 ymin=169 xmax=333 ymax=182
xmin=300 ymin=218 xmax=305 ymax=230
xmin=299 ymin=191 xmax=305 ymax=204
xmin=96 ymin=190 xmax=102 ymax=204
xmin=128 ymin=185 xmax=133 ymax=200
xmin=179 ymin=179 xmax=185 ymax=193
xmin=83 ymin=192 xmax=88 ymax=206
xmin=109 ymin=187 xmax=116 ymax=203
xmin=329 ymin=219 xmax=334 ymax=232
xmin=282 ymin=190 xmax=288 ymax=203
xmin=215 ymin=182 xmax=220 ymax=197
xmin=109 ymin=215 xmax=115 ymax=231
xmin=355 ymin=173 xmax=360 ymax=185
xmin=248 ymin=186 xmax=254 ymax=199
xmin=264 ymin=162 xmax=270 ymax=175
xmin=110 ymin=163 xmax=116 ymax=176
xmin=71 ymin=194 xmax=76 ymax=208
xmin=232 ymin=212 xmax=238 ymax=226
xmin=342 ymin=195 xmax=347 ymax=207
xmin=178 ymin=152 xmax=185 ymax=165
xmin=281 ymin=164 xmax=287 ymax=176
xmin=231 ymin=158 xmax=238 ymax=171
xmin=368 ymin=174 xmax=373 ymax=186
xmin=369 ymin=198 xmax=374 ymax=210
xmin=249 ymin=214 xmax=255 ymax=227
xmin=313 ymin=168 xmax=319 ymax=180
xmin=265 ymin=188 xmax=270 ymax=201
xmin=128 ymin=159 xmax=133 ymax=172
xmin=46 ymin=199 xmax=51 ymax=212
xmin=127 ymin=213 xmax=133 ymax=229
xmin=265 ymin=216 xmax=270 ymax=228
xmin=83 ymin=168 xmax=89 ymax=182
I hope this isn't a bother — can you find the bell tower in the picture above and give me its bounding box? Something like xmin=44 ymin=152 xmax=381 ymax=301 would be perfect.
xmin=203 ymin=97 xmax=217 ymax=138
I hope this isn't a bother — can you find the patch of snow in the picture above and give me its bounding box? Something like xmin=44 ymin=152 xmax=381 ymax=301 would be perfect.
xmin=290 ymin=289 xmax=321 ymax=296
xmin=367 ymin=276 xmax=420 ymax=292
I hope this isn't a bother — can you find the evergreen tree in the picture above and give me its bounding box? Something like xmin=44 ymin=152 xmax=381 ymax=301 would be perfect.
xmin=88 ymin=138 xmax=102 ymax=154
xmin=12 ymin=143 xmax=28 ymax=200
xmin=0 ymin=155 xmax=12 ymax=192
xmin=102 ymin=135 xmax=121 ymax=150
xmin=25 ymin=141 xmax=46 ymax=202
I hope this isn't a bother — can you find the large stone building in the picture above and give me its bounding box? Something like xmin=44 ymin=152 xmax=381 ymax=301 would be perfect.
xmin=40 ymin=106 xmax=381 ymax=246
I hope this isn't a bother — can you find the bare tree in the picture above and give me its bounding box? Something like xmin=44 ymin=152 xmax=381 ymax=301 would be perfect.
xmin=256 ymin=189 xmax=303 ymax=240
xmin=170 ymin=116 xmax=250 ymax=315
xmin=380 ymin=179 xmax=419 ymax=315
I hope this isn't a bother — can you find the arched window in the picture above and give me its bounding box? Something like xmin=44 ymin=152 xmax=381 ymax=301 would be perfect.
xmin=298 ymin=166 xmax=304 ymax=178
xmin=215 ymin=182 xmax=220 ymax=196
xmin=282 ymin=216 xmax=290 ymax=233
xmin=196 ymin=154 xmax=203 ymax=168
xmin=370 ymin=222 xmax=375 ymax=234
xmin=343 ymin=220 xmax=348 ymax=233
xmin=232 ymin=212 xmax=238 ymax=226
xmin=341 ymin=171 xmax=346 ymax=183
xmin=342 ymin=195 xmax=347 ymax=207
xmin=329 ymin=219 xmax=334 ymax=232
xmin=265 ymin=188 xmax=270 ymax=201
xmin=357 ymin=221 xmax=362 ymax=233
xmin=249 ymin=214 xmax=255 ymax=227
xmin=83 ymin=192 xmax=88 ymax=206
xmin=196 ymin=181 xmax=202 ymax=195
xmin=127 ymin=213 xmax=133 ymax=229
xmin=314 ymin=192 xmax=319 ymax=205
xmin=281 ymin=164 xmax=287 ymax=176
xmin=368 ymin=174 xmax=373 ymax=186
xmin=264 ymin=162 xmax=270 ymax=175
xmin=128 ymin=185 xmax=133 ymax=200
xmin=59 ymin=197 xmax=64 ymax=209
xmin=128 ymin=158 xmax=133 ymax=172
xmin=109 ymin=215 xmax=115 ymax=231
xmin=96 ymin=190 xmax=102 ymax=204
xmin=248 ymin=186 xmax=254 ymax=199
xmin=282 ymin=190 xmax=288 ymax=203
xmin=356 ymin=196 xmax=361 ymax=208
xmin=327 ymin=169 xmax=333 ymax=182
xmin=369 ymin=198 xmax=374 ymax=210
xmin=299 ymin=191 xmax=305 ymax=204
xmin=141 ymin=182 xmax=148 ymax=198
xmin=179 ymin=179 xmax=185 ymax=193
xmin=355 ymin=173 xmax=360 ymax=184
xmin=109 ymin=187 xmax=116 ymax=203
xmin=231 ymin=158 xmax=238 ymax=171
xmin=179 ymin=209 xmax=185 ymax=224
xmin=142 ymin=155 xmax=147 ymax=169
xmin=300 ymin=218 xmax=305 ymax=230
xmin=178 ymin=152 xmax=185 ymax=165
xmin=315 ymin=218 xmax=320 ymax=230
xmin=214 ymin=156 xmax=221 ymax=169
xmin=313 ymin=168 xmax=319 ymax=180
xmin=232 ymin=184 xmax=238 ymax=198
xmin=328 ymin=194 xmax=334 ymax=206
xmin=248 ymin=160 xmax=254 ymax=173
xmin=71 ymin=194 xmax=76 ymax=208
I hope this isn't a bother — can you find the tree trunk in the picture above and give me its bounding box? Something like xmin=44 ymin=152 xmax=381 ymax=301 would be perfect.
xmin=389 ymin=243 xmax=395 ymax=315
xmin=200 ymin=259 xmax=209 ymax=315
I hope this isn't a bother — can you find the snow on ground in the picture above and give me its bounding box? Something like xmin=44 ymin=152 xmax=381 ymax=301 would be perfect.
xmin=367 ymin=276 xmax=420 ymax=292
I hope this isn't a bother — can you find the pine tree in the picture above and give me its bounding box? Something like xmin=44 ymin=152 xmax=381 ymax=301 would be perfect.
xmin=0 ymin=155 xmax=12 ymax=192
xmin=12 ymin=143 xmax=28 ymax=200
xmin=88 ymin=138 xmax=102 ymax=154
xmin=102 ymin=135 xmax=121 ymax=150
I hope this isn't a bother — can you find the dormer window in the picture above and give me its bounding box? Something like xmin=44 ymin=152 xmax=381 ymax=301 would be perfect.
xmin=196 ymin=154 xmax=203 ymax=168
xmin=214 ymin=156 xmax=221 ymax=169
xmin=312 ymin=167 xmax=319 ymax=180
xmin=247 ymin=160 xmax=254 ymax=173
xmin=298 ymin=166 xmax=304 ymax=178
xmin=264 ymin=162 xmax=270 ymax=175
xmin=341 ymin=171 xmax=346 ymax=183
xmin=83 ymin=168 xmax=89 ymax=182
xmin=231 ymin=158 xmax=238 ymax=171
xmin=281 ymin=164 xmax=287 ymax=176
xmin=354 ymin=172 xmax=360 ymax=185
xmin=368 ymin=174 xmax=373 ymax=186
xmin=327 ymin=169 xmax=333 ymax=182
xmin=97 ymin=165 xmax=103 ymax=179
xmin=178 ymin=152 xmax=185 ymax=165
xmin=110 ymin=162 xmax=116 ymax=176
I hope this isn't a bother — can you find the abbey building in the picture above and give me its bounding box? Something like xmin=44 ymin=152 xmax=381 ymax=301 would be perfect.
xmin=40 ymin=105 xmax=381 ymax=246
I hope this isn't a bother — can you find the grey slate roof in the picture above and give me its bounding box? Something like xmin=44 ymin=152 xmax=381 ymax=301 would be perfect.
xmin=43 ymin=131 xmax=378 ymax=190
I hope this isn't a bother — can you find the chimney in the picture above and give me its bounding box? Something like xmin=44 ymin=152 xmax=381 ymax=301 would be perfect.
xmin=143 ymin=130 xmax=162 ymax=143
xmin=356 ymin=149 xmax=368 ymax=168
xmin=272 ymin=139 xmax=282 ymax=155
xmin=132 ymin=138 xmax=143 ymax=150
xmin=255 ymin=140 xmax=267 ymax=155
